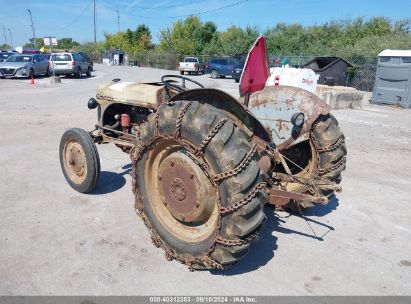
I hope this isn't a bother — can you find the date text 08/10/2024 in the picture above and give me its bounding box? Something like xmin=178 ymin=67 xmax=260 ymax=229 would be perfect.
xmin=149 ymin=296 xmax=257 ymax=303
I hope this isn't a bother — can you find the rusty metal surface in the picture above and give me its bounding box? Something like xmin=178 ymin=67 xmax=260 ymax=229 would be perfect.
xmin=158 ymin=153 xmax=215 ymax=223
xmin=248 ymin=86 xmax=330 ymax=150
xmin=268 ymin=187 xmax=328 ymax=206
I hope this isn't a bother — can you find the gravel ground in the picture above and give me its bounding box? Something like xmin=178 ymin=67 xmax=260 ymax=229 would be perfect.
xmin=0 ymin=64 xmax=410 ymax=295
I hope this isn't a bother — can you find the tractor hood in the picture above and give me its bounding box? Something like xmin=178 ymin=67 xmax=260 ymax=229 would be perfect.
xmin=96 ymin=81 xmax=168 ymax=109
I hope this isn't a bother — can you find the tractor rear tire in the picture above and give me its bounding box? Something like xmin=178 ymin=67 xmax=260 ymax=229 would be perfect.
xmin=131 ymin=100 xmax=267 ymax=270
xmin=286 ymin=113 xmax=346 ymax=209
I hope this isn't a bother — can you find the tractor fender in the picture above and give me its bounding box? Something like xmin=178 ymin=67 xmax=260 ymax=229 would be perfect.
xmin=169 ymin=88 xmax=271 ymax=142
xmin=247 ymin=86 xmax=330 ymax=150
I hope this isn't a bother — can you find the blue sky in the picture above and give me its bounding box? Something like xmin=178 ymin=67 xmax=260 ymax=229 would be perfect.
xmin=1 ymin=0 xmax=410 ymax=47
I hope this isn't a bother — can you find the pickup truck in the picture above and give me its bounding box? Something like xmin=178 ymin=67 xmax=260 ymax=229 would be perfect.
xmin=178 ymin=57 xmax=205 ymax=75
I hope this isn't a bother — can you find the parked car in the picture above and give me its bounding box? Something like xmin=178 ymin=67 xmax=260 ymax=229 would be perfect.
xmin=78 ymin=51 xmax=93 ymax=71
xmin=178 ymin=57 xmax=204 ymax=75
xmin=50 ymin=52 xmax=92 ymax=78
xmin=41 ymin=53 xmax=51 ymax=61
xmin=232 ymin=62 xmax=245 ymax=83
xmin=0 ymin=54 xmax=49 ymax=78
xmin=205 ymin=57 xmax=241 ymax=78
xmin=0 ymin=52 xmax=13 ymax=63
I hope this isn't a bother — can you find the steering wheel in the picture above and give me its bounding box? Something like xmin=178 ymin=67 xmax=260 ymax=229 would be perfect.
xmin=161 ymin=75 xmax=204 ymax=96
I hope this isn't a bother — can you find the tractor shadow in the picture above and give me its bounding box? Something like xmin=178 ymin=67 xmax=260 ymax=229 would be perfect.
xmin=91 ymin=164 xmax=132 ymax=195
xmin=211 ymin=198 xmax=338 ymax=275
xmin=210 ymin=205 xmax=278 ymax=276
xmin=302 ymin=195 xmax=339 ymax=217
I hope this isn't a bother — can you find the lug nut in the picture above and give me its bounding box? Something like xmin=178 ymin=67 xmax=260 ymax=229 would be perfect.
xmin=190 ymin=174 xmax=194 ymax=179
xmin=170 ymin=161 xmax=174 ymax=167
xmin=195 ymin=202 xmax=200 ymax=208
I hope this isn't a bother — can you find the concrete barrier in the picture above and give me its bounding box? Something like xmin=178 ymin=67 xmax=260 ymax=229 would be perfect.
xmin=316 ymin=85 xmax=365 ymax=110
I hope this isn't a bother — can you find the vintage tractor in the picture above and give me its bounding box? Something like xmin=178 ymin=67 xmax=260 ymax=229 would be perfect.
xmin=59 ymin=37 xmax=346 ymax=270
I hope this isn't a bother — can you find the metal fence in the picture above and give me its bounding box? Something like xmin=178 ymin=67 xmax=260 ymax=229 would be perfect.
xmin=110 ymin=53 xmax=378 ymax=92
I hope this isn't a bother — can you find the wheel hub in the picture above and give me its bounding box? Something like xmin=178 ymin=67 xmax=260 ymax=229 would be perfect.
xmin=171 ymin=178 xmax=187 ymax=201
xmin=64 ymin=141 xmax=87 ymax=184
xmin=158 ymin=152 xmax=214 ymax=224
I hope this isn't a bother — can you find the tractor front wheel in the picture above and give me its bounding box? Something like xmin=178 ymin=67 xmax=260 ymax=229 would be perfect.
xmin=59 ymin=128 xmax=100 ymax=193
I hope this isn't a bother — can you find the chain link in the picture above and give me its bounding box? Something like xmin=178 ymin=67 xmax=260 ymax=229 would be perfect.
xmin=194 ymin=118 xmax=228 ymax=156
xmin=316 ymin=135 xmax=345 ymax=153
xmin=216 ymin=227 xmax=261 ymax=246
xmin=220 ymin=182 xmax=267 ymax=215
xmin=213 ymin=144 xmax=257 ymax=183
xmin=174 ymin=101 xmax=192 ymax=139
xmin=318 ymin=156 xmax=347 ymax=175
xmin=153 ymin=111 xmax=160 ymax=137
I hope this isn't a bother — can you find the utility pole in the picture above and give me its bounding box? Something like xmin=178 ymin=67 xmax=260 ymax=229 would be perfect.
xmin=117 ymin=7 xmax=120 ymax=32
xmin=8 ymin=28 xmax=13 ymax=50
xmin=93 ymin=0 xmax=97 ymax=43
xmin=27 ymin=9 xmax=37 ymax=49
xmin=2 ymin=25 xmax=7 ymax=45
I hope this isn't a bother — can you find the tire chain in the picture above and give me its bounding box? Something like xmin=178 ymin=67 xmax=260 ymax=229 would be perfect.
xmin=317 ymin=156 xmax=347 ymax=175
xmin=219 ymin=182 xmax=267 ymax=215
xmin=216 ymin=226 xmax=262 ymax=246
xmin=194 ymin=118 xmax=228 ymax=156
xmin=212 ymin=144 xmax=257 ymax=183
xmin=316 ymin=135 xmax=345 ymax=153
xmin=174 ymin=101 xmax=192 ymax=139
xmin=310 ymin=131 xmax=346 ymax=177
xmin=129 ymin=101 xmax=263 ymax=270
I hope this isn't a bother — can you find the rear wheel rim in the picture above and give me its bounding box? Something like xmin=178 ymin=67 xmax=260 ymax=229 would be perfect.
xmin=142 ymin=138 xmax=219 ymax=243
xmin=63 ymin=140 xmax=88 ymax=184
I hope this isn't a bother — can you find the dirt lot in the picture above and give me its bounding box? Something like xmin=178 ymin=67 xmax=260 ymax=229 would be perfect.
xmin=0 ymin=64 xmax=410 ymax=295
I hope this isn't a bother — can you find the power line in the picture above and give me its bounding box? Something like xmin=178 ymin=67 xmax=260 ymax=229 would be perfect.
xmin=36 ymin=0 xmax=93 ymax=31
xmin=124 ymin=0 xmax=250 ymax=20
xmin=127 ymin=0 xmax=208 ymax=10
xmin=59 ymin=0 xmax=94 ymax=30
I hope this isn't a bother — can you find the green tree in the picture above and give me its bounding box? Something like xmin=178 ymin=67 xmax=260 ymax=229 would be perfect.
xmin=263 ymin=17 xmax=411 ymax=59
xmin=218 ymin=26 xmax=259 ymax=57
xmin=158 ymin=16 xmax=217 ymax=54
xmin=0 ymin=43 xmax=11 ymax=50
xmin=57 ymin=37 xmax=80 ymax=50
xmin=75 ymin=42 xmax=105 ymax=58
xmin=104 ymin=24 xmax=153 ymax=54
xmin=23 ymin=38 xmax=44 ymax=49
